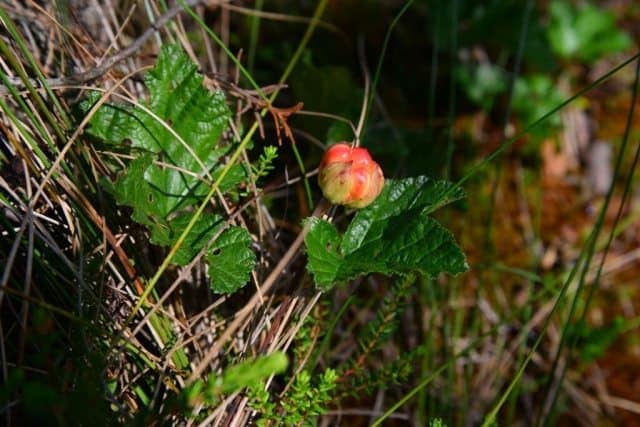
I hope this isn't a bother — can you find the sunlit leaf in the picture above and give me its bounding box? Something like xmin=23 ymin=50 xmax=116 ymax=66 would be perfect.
xmin=83 ymin=45 xmax=250 ymax=270
xmin=305 ymin=177 xmax=467 ymax=290
xmin=207 ymin=226 xmax=256 ymax=294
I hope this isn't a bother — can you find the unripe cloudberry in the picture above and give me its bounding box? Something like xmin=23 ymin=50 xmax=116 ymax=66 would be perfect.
xmin=318 ymin=143 xmax=384 ymax=209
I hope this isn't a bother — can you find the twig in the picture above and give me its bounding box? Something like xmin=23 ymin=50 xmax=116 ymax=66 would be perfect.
xmin=355 ymin=36 xmax=370 ymax=146
xmin=0 ymin=0 xmax=204 ymax=96
xmin=187 ymin=199 xmax=329 ymax=384
xmin=220 ymin=3 xmax=344 ymax=36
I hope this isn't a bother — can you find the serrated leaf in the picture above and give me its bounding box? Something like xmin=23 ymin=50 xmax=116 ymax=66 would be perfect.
xmin=305 ymin=177 xmax=467 ymax=290
xmin=150 ymin=213 xmax=224 ymax=266
xmin=303 ymin=217 xmax=342 ymax=287
xmin=109 ymin=154 xmax=158 ymax=224
xmin=82 ymin=45 xmax=249 ymax=268
xmin=214 ymin=163 xmax=248 ymax=197
xmin=207 ymin=226 xmax=256 ymax=293
xmin=341 ymin=176 xmax=465 ymax=254
xmin=86 ymin=44 xmax=233 ymax=221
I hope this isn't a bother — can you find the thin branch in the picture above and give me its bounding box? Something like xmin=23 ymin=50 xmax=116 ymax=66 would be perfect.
xmin=0 ymin=0 xmax=204 ymax=96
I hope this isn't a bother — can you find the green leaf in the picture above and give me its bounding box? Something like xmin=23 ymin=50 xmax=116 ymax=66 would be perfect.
xmin=213 ymin=163 xmax=248 ymax=201
xmin=567 ymin=316 xmax=626 ymax=363
xmin=304 ymin=218 xmax=343 ymax=287
xmin=108 ymin=153 xmax=159 ymax=224
xmin=341 ymin=176 xmax=466 ymax=254
xmin=207 ymin=226 xmax=256 ymax=293
xmin=189 ymin=352 xmax=289 ymax=405
xmin=305 ymin=177 xmax=468 ymax=290
xmin=150 ymin=213 xmax=224 ymax=266
xmin=85 ymin=44 xmax=234 ymax=222
xmin=218 ymin=352 xmax=288 ymax=394
xmin=82 ymin=45 xmax=249 ymax=269
xmin=429 ymin=419 xmax=447 ymax=427
xmin=547 ymin=1 xmax=579 ymax=58
xmin=547 ymin=1 xmax=631 ymax=63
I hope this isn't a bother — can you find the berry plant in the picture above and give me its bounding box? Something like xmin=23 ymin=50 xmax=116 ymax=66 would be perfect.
xmin=1 ymin=1 xmax=639 ymax=426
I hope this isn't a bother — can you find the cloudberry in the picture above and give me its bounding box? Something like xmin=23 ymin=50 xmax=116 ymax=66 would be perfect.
xmin=318 ymin=143 xmax=384 ymax=209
